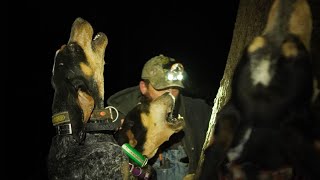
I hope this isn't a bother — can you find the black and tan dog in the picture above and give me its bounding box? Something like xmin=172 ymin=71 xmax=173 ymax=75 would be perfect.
xmin=115 ymin=92 xmax=185 ymax=159
xmin=200 ymin=0 xmax=320 ymax=179
xmin=48 ymin=17 xmax=185 ymax=180
xmin=48 ymin=17 xmax=129 ymax=180
xmin=114 ymin=92 xmax=185 ymax=179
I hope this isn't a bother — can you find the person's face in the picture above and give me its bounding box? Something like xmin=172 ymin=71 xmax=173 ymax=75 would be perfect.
xmin=139 ymin=81 xmax=180 ymax=101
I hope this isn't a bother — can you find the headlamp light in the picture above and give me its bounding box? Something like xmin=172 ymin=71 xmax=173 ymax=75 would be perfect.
xmin=166 ymin=63 xmax=184 ymax=81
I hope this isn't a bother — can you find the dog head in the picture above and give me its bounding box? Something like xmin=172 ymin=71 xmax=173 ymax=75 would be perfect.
xmin=51 ymin=17 xmax=108 ymax=143
xmin=115 ymin=92 xmax=185 ymax=158
xmin=233 ymin=0 xmax=313 ymax=121
xmin=199 ymin=1 xmax=315 ymax=179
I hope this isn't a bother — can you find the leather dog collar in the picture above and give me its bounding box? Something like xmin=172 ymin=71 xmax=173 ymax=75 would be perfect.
xmin=52 ymin=106 xmax=121 ymax=135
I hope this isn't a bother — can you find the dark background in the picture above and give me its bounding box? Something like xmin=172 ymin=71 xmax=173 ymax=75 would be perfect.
xmin=6 ymin=1 xmax=239 ymax=179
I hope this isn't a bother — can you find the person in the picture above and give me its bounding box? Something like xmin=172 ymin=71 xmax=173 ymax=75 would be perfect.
xmin=107 ymin=54 xmax=212 ymax=180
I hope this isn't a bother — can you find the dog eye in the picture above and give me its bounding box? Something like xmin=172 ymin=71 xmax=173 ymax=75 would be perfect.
xmin=70 ymin=78 xmax=88 ymax=91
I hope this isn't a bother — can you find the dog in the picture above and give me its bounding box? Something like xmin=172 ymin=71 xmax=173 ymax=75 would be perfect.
xmin=114 ymin=92 xmax=185 ymax=179
xmin=48 ymin=17 xmax=129 ymax=180
xmin=199 ymin=0 xmax=320 ymax=179
xmin=48 ymin=17 xmax=185 ymax=180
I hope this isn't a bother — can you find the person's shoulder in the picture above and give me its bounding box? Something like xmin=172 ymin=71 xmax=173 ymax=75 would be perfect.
xmin=181 ymin=95 xmax=209 ymax=104
xmin=108 ymin=86 xmax=140 ymax=101
xmin=107 ymin=86 xmax=141 ymax=115
xmin=180 ymin=94 xmax=212 ymax=120
xmin=181 ymin=94 xmax=212 ymax=109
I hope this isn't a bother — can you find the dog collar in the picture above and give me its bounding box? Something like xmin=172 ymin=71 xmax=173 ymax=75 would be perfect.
xmin=52 ymin=111 xmax=70 ymax=126
xmin=52 ymin=106 xmax=121 ymax=134
xmin=52 ymin=107 xmax=119 ymax=126
xmin=56 ymin=123 xmax=72 ymax=135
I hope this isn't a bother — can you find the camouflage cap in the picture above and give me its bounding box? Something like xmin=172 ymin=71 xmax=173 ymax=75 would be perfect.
xmin=141 ymin=54 xmax=185 ymax=90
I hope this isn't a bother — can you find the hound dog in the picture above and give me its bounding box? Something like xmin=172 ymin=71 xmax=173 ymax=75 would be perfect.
xmin=48 ymin=17 xmax=185 ymax=180
xmin=200 ymin=0 xmax=320 ymax=179
xmin=48 ymin=17 xmax=129 ymax=180
xmin=114 ymin=92 xmax=185 ymax=179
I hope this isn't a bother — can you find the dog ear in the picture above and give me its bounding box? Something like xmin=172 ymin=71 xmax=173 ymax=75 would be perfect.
xmin=77 ymin=90 xmax=95 ymax=124
xmin=51 ymin=18 xmax=109 ymax=144
xmin=288 ymin=0 xmax=312 ymax=50
xmin=263 ymin=0 xmax=312 ymax=50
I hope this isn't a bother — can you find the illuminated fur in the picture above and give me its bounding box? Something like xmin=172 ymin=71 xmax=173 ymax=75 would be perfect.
xmin=114 ymin=92 xmax=185 ymax=159
xmin=200 ymin=0 xmax=320 ymax=179
xmin=48 ymin=18 xmax=129 ymax=180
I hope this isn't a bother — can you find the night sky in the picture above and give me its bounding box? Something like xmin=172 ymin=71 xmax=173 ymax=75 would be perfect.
xmin=7 ymin=1 xmax=239 ymax=179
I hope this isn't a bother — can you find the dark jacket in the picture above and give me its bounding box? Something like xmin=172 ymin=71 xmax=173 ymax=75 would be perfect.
xmin=107 ymin=86 xmax=212 ymax=173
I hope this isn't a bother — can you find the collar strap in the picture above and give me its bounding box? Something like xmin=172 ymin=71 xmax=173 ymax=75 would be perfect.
xmin=90 ymin=106 xmax=119 ymax=122
xmin=86 ymin=105 xmax=121 ymax=132
xmin=52 ymin=106 xmax=119 ymax=126
xmin=52 ymin=111 xmax=70 ymax=126
xmin=52 ymin=106 xmax=120 ymax=134
xmin=85 ymin=120 xmax=121 ymax=132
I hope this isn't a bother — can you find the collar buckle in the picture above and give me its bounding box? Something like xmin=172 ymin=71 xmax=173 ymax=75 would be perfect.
xmin=56 ymin=123 xmax=72 ymax=135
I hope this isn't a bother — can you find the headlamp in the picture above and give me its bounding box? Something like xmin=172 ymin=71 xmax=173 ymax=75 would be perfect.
xmin=166 ymin=63 xmax=184 ymax=81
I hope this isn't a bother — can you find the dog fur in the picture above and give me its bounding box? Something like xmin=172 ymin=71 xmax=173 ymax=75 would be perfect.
xmin=200 ymin=0 xmax=320 ymax=179
xmin=48 ymin=17 xmax=129 ymax=180
xmin=115 ymin=92 xmax=185 ymax=159
xmin=48 ymin=17 xmax=185 ymax=180
xmin=114 ymin=92 xmax=185 ymax=179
